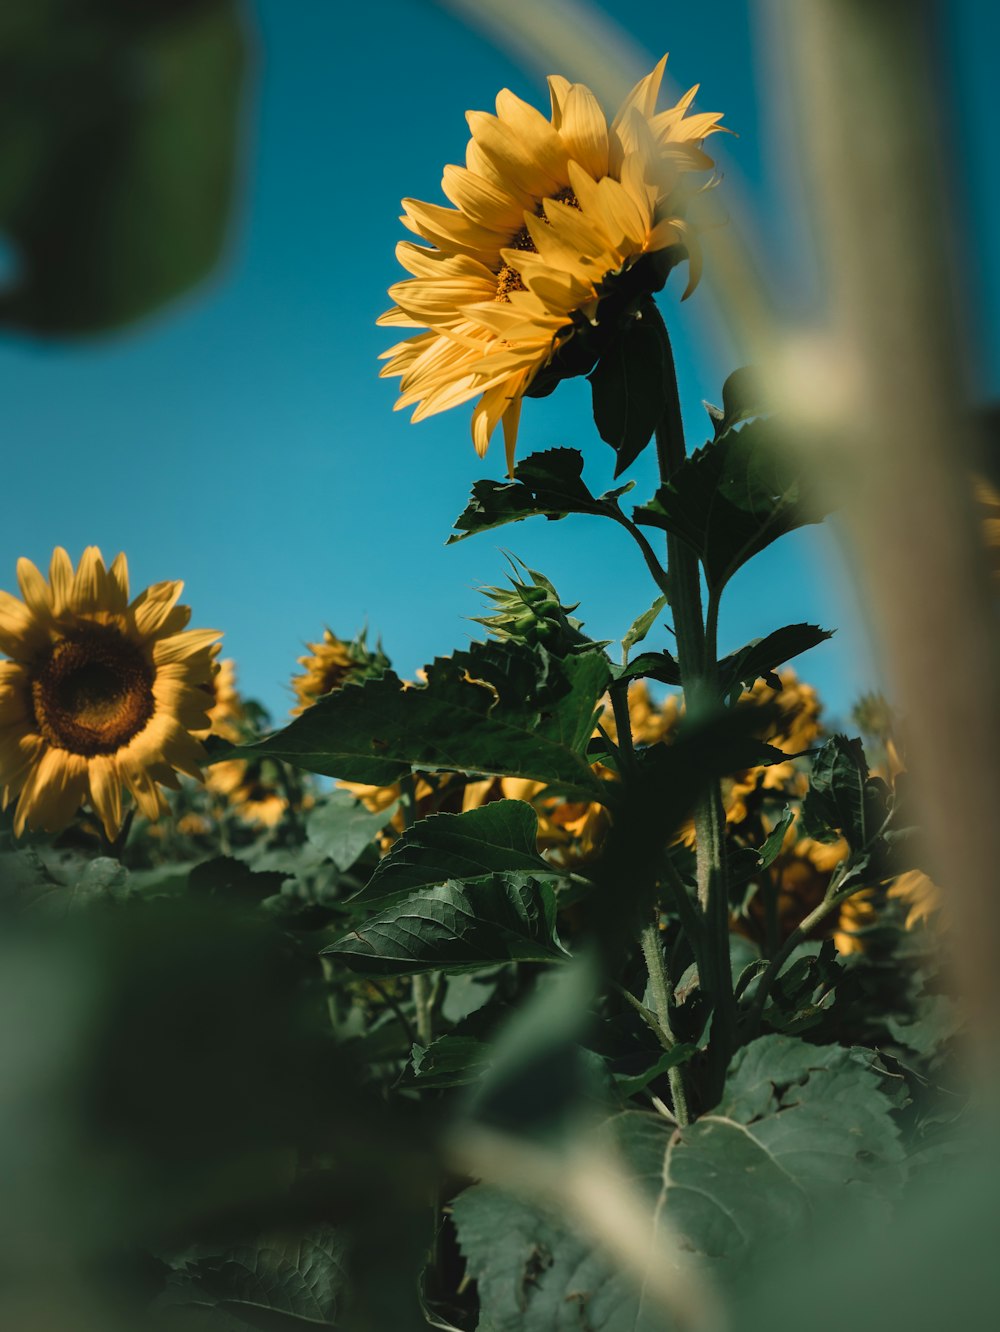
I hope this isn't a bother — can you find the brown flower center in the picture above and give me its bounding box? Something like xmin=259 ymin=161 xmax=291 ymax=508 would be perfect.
xmin=31 ymin=624 xmax=155 ymax=756
xmin=495 ymin=188 xmax=581 ymax=302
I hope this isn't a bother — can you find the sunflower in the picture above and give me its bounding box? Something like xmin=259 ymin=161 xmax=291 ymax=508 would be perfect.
xmin=198 ymin=654 xmax=244 ymax=742
xmin=207 ymin=757 xmax=287 ymax=828
xmin=291 ymin=628 xmax=388 ymax=716
xmin=0 ymin=547 xmax=219 ymax=839
xmin=380 ymin=56 xmax=724 ymax=470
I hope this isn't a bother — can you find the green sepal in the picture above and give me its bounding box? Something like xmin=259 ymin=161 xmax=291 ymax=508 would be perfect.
xmin=589 ymin=313 xmax=668 ymax=476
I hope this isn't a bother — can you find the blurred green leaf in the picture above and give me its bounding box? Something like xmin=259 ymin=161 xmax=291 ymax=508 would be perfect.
xmin=157 ymin=1225 xmax=348 ymax=1330
xmin=305 ymin=791 xmax=398 ymax=872
xmin=353 ymin=801 xmax=553 ymax=908
xmin=620 ymin=593 xmax=669 ymax=661
xmin=223 ymin=642 xmax=611 ymax=800
xmin=323 ymin=873 xmax=568 ymax=977
xmin=0 ymin=0 xmax=247 ymax=334
xmin=447 ymin=448 xmax=632 ymax=544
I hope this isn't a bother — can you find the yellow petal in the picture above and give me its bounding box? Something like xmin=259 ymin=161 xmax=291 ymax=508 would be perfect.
xmin=559 ymin=83 xmax=609 ymax=180
xmin=88 ymin=755 xmax=123 ymax=840
xmin=70 ymin=546 xmax=109 ymax=614
xmin=130 ymin=580 xmax=187 ymax=638
xmin=441 ymin=164 xmax=527 ymax=234
xmin=48 ymin=547 xmax=74 ymax=617
xmin=16 ymin=557 xmax=53 ymax=623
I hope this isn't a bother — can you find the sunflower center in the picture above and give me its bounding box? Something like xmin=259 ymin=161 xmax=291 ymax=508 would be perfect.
xmin=31 ymin=624 xmax=155 ymax=756
xmin=495 ymin=188 xmax=581 ymax=302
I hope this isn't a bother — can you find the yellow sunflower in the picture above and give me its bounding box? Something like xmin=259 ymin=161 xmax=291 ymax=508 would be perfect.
xmin=0 ymin=547 xmax=219 ymax=839
xmin=198 ymin=654 xmax=244 ymax=742
xmin=290 ymin=629 xmax=387 ymax=716
xmin=380 ymin=56 xmax=724 ymax=470
xmin=207 ymin=758 xmax=287 ymax=828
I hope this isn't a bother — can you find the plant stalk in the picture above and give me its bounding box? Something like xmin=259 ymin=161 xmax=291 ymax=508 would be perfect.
xmin=640 ymin=919 xmax=690 ymax=1126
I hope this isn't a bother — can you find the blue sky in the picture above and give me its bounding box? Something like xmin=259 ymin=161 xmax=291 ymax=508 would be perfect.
xmin=2 ymin=0 xmax=996 ymax=728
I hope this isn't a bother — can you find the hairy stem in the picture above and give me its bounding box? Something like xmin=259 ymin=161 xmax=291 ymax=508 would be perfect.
xmin=640 ymin=919 xmax=690 ymax=1126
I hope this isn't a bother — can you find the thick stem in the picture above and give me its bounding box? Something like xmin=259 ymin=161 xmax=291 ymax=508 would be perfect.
xmin=646 ymin=298 xmax=736 ymax=1090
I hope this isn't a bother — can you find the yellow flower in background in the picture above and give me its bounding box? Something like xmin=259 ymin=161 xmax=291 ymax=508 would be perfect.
xmin=197 ymin=654 xmax=244 ymax=742
xmin=290 ymin=628 xmax=387 ymax=716
xmin=975 ymin=474 xmax=1000 ymax=580
xmin=380 ymin=57 xmax=724 ymax=470
xmin=207 ymin=758 xmax=287 ymax=829
xmin=0 ymin=547 xmax=218 ymax=839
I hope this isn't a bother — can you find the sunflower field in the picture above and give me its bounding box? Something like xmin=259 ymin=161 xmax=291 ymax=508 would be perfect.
xmin=2 ymin=2 xmax=1000 ymax=1330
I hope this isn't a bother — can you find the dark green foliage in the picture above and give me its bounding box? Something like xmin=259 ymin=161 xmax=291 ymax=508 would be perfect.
xmin=717 ymin=623 xmax=834 ymax=701
xmin=448 ymin=447 xmax=633 ymax=544
xmin=222 ymin=640 xmax=611 ymax=799
xmin=354 ymin=801 xmax=554 ymax=908
xmin=0 ymin=0 xmax=247 ymax=333
xmin=634 ymin=419 xmax=825 ymax=590
xmin=323 ymin=873 xmax=568 ymax=976
xmin=589 ymin=313 xmax=668 ymax=475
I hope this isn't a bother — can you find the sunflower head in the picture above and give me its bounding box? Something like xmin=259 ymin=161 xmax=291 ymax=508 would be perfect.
xmin=472 ymin=558 xmax=599 ymax=655
xmin=0 ymin=547 xmax=220 ymax=839
xmin=290 ymin=627 xmax=389 ymax=716
xmin=196 ymin=654 xmax=245 ymax=743
xmin=380 ymin=56 xmax=725 ymax=471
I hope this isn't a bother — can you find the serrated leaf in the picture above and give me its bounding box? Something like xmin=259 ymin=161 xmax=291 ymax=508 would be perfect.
xmin=454 ymin=1036 xmax=905 ymax=1329
xmin=322 ymin=873 xmax=568 ymax=977
xmin=354 ymin=801 xmax=553 ymax=907
xmin=410 ymin=1033 xmax=494 ymax=1089
xmin=703 ymin=365 xmax=767 ymax=438
xmin=634 ymin=419 xmax=825 ymax=590
xmin=447 ymin=448 xmax=632 ymax=544
xmin=621 ymin=593 xmax=670 ymax=662
xmin=801 ymin=735 xmax=870 ymax=848
xmin=221 ymin=641 xmax=611 ymax=800
xmin=158 ymin=1224 xmax=348 ymax=1329
xmin=305 ymin=790 xmax=398 ymax=871
xmin=0 ymin=2 xmax=246 ymax=334
xmin=611 ymin=649 xmax=681 ymax=688
xmin=589 ymin=316 xmax=667 ymax=476
xmin=718 ymin=624 xmax=834 ymax=701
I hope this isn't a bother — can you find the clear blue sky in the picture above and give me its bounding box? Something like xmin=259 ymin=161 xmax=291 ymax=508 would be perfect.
xmin=2 ymin=0 xmax=997 ymax=728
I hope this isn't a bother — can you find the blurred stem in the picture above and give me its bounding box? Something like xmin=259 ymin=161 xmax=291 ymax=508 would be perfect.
xmin=101 ymin=807 xmax=135 ymax=861
xmin=401 ymin=772 xmax=438 ymax=1049
xmin=646 ymin=296 xmax=736 ymax=1093
xmin=640 ymin=918 xmax=689 ymax=1126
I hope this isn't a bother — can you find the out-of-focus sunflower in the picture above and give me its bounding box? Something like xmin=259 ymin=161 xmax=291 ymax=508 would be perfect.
xmin=380 ymin=57 xmax=724 ymax=469
xmin=197 ymin=654 xmax=244 ymax=742
xmin=208 ymin=757 xmax=287 ymax=828
xmin=0 ymin=547 xmax=218 ymax=839
xmin=726 ymin=673 xmax=822 ymax=824
xmin=974 ymin=474 xmax=1000 ymax=580
xmin=291 ymin=628 xmax=388 ymax=716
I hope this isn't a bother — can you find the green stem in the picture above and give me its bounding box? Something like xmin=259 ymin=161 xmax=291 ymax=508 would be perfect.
xmin=646 ymin=297 xmax=736 ymax=1093
xmin=640 ymin=920 xmax=690 ymax=1127
xmin=399 ymin=773 xmax=438 ymax=1049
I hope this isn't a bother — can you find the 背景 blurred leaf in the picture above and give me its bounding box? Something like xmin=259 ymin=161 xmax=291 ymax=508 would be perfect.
xmin=305 ymin=791 xmax=399 ymax=871
xmin=353 ymin=801 xmax=554 ymax=908
xmin=800 ymin=735 xmax=871 ymax=848
xmin=0 ymin=0 xmax=248 ymax=334
xmin=454 ymin=1035 xmax=905 ymax=1329
xmin=448 ymin=448 xmax=633 ymax=544
xmin=620 ymin=593 xmax=669 ymax=662
xmin=222 ymin=641 xmax=611 ymax=800
xmin=634 ymin=419 xmax=825 ymax=590
xmin=323 ymin=873 xmax=568 ymax=977
xmin=157 ymin=1224 xmax=348 ymax=1329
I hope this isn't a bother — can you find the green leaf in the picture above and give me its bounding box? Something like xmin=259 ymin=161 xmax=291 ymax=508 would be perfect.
xmin=621 ymin=593 xmax=670 ymax=662
xmin=322 ymin=873 xmax=568 ymax=977
xmin=634 ymin=419 xmax=825 ymax=590
xmin=613 ymin=1045 xmax=696 ymax=1099
xmin=704 ymin=365 xmax=767 ymax=438
xmin=410 ymin=1033 xmax=494 ymax=1089
xmin=305 ymin=790 xmax=398 ymax=871
xmin=447 ymin=448 xmax=632 ymax=544
xmin=0 ymin=1 xmax=247 ymax=334
xmin=801 ymin=735 xmax=870 ymax=848
xmin=354 ymin=801 xmax=553 ymax=908
xmin=729 ymin=808 xmax=795 ymax=889
xmin=718 ymin=624 xmax=834 ymax=702
xmin=158 ymin=1224 xmax=348 ymax=1329
xmin=589 ymin=315 xmax=668 ymax=476
xmin=188 ymin=857 xmax=287 ymax=903
xmin=454 ymin=1036 xmax=905 ymax=1329
xmin=611 ymin=649 xmax=681 ymax=688
xmin=222 ymin=641 xmax=611 ymax=800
